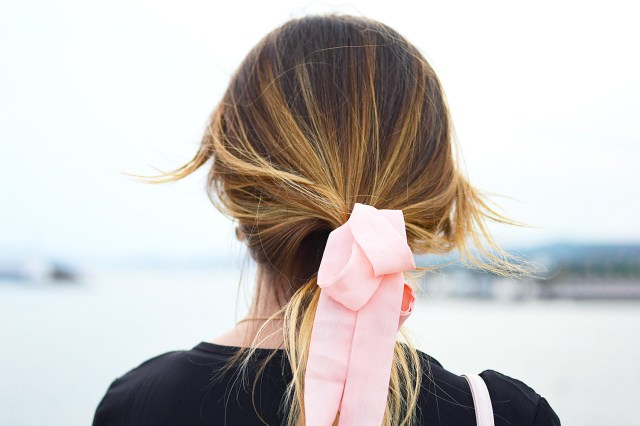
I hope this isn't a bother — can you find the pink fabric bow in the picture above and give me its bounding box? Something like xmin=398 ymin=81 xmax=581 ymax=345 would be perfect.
xmin=304 ymin=202 xmax=417 ymax=426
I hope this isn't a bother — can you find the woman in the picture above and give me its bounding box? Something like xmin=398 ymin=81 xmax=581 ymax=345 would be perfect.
xmin=93 ymin=14 xmax=561 ymax=426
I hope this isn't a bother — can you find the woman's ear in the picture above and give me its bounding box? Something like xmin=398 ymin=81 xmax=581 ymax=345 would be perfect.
xmin=235 ymin=225 xmax=245 ymax=242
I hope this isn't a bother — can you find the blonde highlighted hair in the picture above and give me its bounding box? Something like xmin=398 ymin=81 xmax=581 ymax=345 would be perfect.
xmin=128 ymin=14 xmax=534 ymax=425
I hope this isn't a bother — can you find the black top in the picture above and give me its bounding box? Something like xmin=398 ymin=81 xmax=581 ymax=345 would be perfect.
xmin=93 ymin=342 xmax=561 ymax=425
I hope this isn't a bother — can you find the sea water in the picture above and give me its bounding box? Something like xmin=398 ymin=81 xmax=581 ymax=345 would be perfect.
xmin=0 ymin=266 xmax=638 ymax=425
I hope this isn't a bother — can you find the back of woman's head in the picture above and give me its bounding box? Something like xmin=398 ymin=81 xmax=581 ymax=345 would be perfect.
xmin=137 ymin=13 xmax=530 ymax=426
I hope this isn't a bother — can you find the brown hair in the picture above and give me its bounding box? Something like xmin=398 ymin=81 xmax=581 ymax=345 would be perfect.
xmin=128 ymin=13 xmax=533 ymax=425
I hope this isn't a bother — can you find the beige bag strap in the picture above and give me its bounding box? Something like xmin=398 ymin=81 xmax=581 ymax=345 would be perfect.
xmin=461 ymin=373 xmax=495 ymax=426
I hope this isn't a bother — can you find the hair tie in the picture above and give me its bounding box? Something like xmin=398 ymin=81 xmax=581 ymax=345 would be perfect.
xmin=304 ymin=202 xmax=417 ymax=425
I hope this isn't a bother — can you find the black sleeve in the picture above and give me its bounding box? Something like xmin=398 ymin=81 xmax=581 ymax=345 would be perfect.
xmin=479 ymin=370 xmax=561 ymax=426
xmin=533 ymin=397 xmax=561 ymax=426
xmin=92 ymin=351 xmax=179 ymax=426
xmin=92 ymin=376 xmax=131 ymax=426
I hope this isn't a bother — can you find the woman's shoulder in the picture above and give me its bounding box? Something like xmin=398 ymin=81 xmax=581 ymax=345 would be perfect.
xmin=92 ymin=349 xmax=190 ymax=425
xmin=478 ymin=369 xmax=561 ymax=425
xmin=415 ymin=349 xmax=561 ymax=425
xmin=92 ymin=342 xmax=289 ymax=426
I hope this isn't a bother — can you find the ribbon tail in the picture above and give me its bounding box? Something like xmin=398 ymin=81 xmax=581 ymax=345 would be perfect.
xmin=337 ymin=272 xmax=405 ymax=425
xmin=304 ymin=290 xmax=357 ymax=426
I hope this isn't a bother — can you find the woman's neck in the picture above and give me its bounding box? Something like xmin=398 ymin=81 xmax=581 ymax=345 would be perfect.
xmin=209 ymin=269 xmax=286 ymax=349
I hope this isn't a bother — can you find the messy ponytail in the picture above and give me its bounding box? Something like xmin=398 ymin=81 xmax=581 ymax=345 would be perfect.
xmin=126 ymin=14 xmax=534 ymax=425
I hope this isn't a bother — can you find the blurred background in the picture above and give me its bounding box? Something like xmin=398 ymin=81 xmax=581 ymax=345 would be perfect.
xmin=1 ymin=0 xmax=638 ymax=425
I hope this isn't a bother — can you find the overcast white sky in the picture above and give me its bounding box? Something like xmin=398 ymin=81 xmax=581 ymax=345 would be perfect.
xmin=0 ymin=0 xmax=638 ymax=264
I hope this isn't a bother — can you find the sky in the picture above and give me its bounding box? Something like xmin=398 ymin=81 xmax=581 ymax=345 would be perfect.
xmin=0 ymin=0 xmax=638 ymax=265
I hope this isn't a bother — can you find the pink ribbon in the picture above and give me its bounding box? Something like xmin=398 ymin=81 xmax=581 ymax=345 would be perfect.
xmin=304 ymin=203 xmax=417 ymax=426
